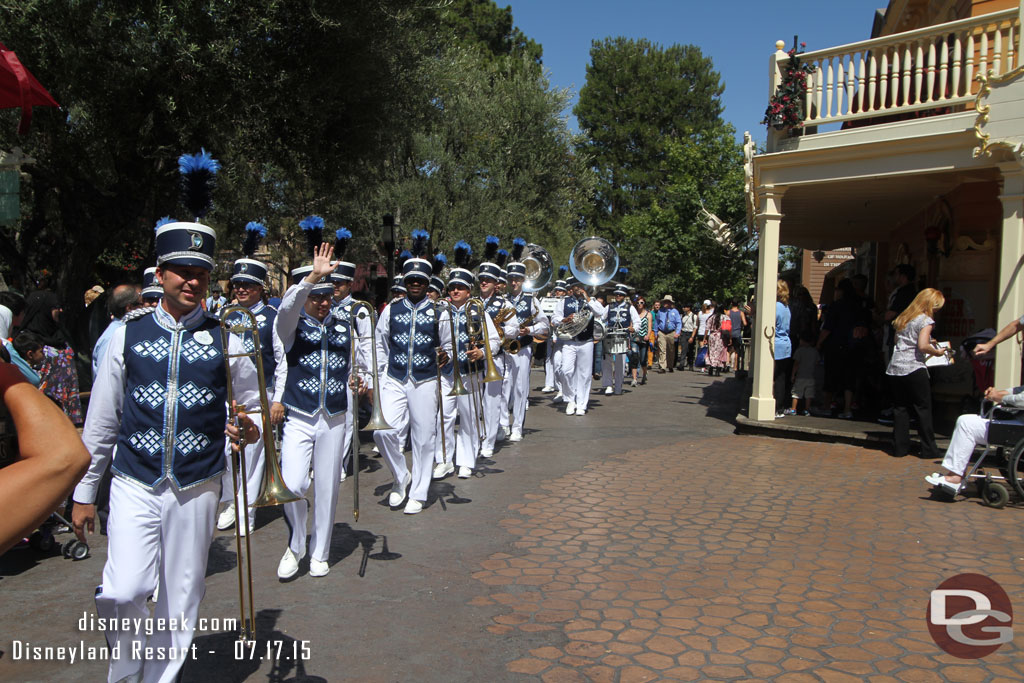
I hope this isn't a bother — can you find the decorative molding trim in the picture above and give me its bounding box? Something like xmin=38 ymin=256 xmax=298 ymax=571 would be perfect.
xmin=973 ymin=66 xmax=1024 ymax=162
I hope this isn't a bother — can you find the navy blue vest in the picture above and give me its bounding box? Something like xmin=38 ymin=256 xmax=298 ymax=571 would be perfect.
xmin=511 ymin=293 xmax=535 ymax=348
xmin=562 ymin=296 xmax=595 ymax=342
xmin=386 ymin=298 xmax=440 ymax=384
xmin=482 ymin=295 xmax=508 ymax=320
xmin=443 ymin=305 xmax=484 ymax=377
xmin=607 ymin=302 xmax=631 ymax=330
xmin=281 ymin=313 xmax=350 ymax=417
xmin=116 ymin=310 xmax=227 ymax=490
xmin=223 ymin=301 xmax=278 ymax=389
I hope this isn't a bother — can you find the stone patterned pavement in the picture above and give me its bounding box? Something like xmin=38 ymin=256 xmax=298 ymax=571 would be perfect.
xmin=470 ymin=436 xmax=1024 ymax=682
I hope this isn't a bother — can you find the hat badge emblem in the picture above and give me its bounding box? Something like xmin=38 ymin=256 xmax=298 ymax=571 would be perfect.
xmin=189 ymin=232 xmax=204 ymax=250
xmin=240 ymin=263 xmax=248 ymax=272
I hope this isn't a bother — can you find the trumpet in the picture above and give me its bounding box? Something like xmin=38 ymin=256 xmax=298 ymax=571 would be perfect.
xmin=347 ymin=301 xmax=393 ymax=522
xmin=219 ymin=305 xmax=302 ymax=642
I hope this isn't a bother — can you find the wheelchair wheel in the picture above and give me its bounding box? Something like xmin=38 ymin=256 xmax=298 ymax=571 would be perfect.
xmin=1008 ymin=438 xmax=1024 ymax=499
xmin=981 ymin=481 xmax=1009 ymax=509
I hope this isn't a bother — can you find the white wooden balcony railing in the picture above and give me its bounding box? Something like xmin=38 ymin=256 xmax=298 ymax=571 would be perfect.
xmin=771 ymin=7 xmax=1022 ymax=129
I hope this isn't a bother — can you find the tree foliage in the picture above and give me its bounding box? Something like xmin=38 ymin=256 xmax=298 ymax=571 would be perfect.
xmin=574 ymin=38 xmax=725 ymax=235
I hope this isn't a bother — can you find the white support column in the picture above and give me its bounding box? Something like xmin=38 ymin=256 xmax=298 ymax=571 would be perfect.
xmin=748 ymin=185 xmax=786 ymax=421
xmin=995 ymin=163 xmax=1024 ymax=389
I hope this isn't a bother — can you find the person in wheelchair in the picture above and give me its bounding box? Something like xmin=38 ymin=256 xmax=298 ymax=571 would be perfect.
xmin=925 ymin=385 xmax=1024 ymax=492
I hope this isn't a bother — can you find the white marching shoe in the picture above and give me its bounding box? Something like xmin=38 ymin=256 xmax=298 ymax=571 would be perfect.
xmin=339 ymin=469 xmax=347 ymax=483
xmin=480 ymin=447 xmax=494 ymax=458
xmin=509 ymin=428 xmax=523 ymax=442
xmin=217 ymin=503 xmax=236 ymax=531
xmin=503 ymin=425 xmax=512 ymax=438
xmin=277 ymin=549 xmax=299 ymax=579
xmin=309 ymin=559 xmax=330 ymax=578
xmin=565 ymin=401 xmax=576 ymax=415
xmin=433 ymin=461 xmax=454 ymax=479
xmin=541 ymin=385 xmax=555 ymax=393
xmin=388 ymin=473 xmax=411 ymax=507
xmin=553 ymin=391 xmax=563 ymax=401
xmin=575 ymin=405 xmax=586 ymax=416
xmin=404 ymin=499 xmax=423 ymax=515
xmin=458 ymin=466 xmax=472 ymax=479
xmin=604 ymin=386 xmax=614 ymax=395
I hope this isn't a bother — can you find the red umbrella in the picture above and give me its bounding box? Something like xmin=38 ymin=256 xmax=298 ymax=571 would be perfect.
xmin=0 ymin=41 xmax=59 ymax=134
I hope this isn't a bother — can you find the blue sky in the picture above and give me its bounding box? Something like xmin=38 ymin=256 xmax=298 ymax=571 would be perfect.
xmin=505 ymin=0 xmax=887 ymax=144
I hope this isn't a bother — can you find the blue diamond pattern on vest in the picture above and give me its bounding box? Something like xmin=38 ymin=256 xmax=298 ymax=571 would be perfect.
xmin=414 ymin=332 xmax=433 ymax=346
xmin=242 ymin=336 xmax=256 ymax=353
xmin=393 ymin=312 xmax=412 ymax=325
xmin=175 ymin=428 xmax=211 ymax=456
xmin=180 ymin=338 xmax=220 ymax=364
xmin=301 ymin=328 xmax=323 ymax=343
xmin=299 ymin=352 xmax=320 ymax=370
xmin=327 ymin=352 xmax=346 ymax=370
xmin=131 ymin=381 xmax=166 ymax=408
xmin=458 ymin=350 xmax=468 ymax=362
xmin=393 ymin=332 xmax=410 ymax=345
xmin=413 ymin=353 xmax=432 ymax=367
xmin=394 ymin=353 xmax=408 ymax=366
xmin=328 ymin=331 xmax=348 ymax=346
xmin=131 ymin=337 xmax=171 ymax=361
xmin=178 ymin=381 xmax=216 ymax=409
xmin=297 ymin=377 xmax=320 ymax=394
xmin=458 ymin=332 xmax=469 ymax=343
xmin=325 ymin=377 xmax=345 ymax=395
xmin=517 ymin=299 xmax=529 ymax=312
xmin=415 ymin=311 xmax=434 ymax=325
xmin=128 ymin=428 xmax=163 ymax=455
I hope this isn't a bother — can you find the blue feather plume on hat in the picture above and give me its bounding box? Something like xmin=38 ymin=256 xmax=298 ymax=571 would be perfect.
xmin=432 ymin=252 xmax=448 ymax=276
xmin=398 ymin=249 xmax=413 ymax=270
xmin=496 ymin=249 xmax=509 ymax=268
xmin=154 ymin=216 xmax=176 ymax=231
xmin=411 ymin=229 xmax=430 ymax=257
xmin=618 ymin=267 xmax=629 ymax=276
xmin=334 ymin=227 xmax=352 ymax=259
xmin=558 ymin=264 xmax=568 ymax=278
xmin=243 ymin=221 xmax=267 ymax=257
xmin=454 ymin=240 xmax=472 ymax=268
xmin=484 ymin=235 xmax=499 ymax=261
xmin=511 ymin=237 xmax=526 ymax=261
xmin=177 ymin=149 xmax=220 ymax=219
xmin=299 ymin=215 xmax=325 ymax=257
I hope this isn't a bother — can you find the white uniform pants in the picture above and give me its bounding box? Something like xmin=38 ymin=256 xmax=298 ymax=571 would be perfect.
xmin=434 ymin=373 xmax=456 ymax=464
xmin=507 ymin=346 xmax=532 ymax=431
xmin=220 ymin=438 xmax=264 ymax=529
xmin=280 ymin=409 xmax=348 ymax=562
xmin=500 ymin=355 xmax=512 ymax=429
xmin=457 ymin=373 xmax=484 ymax=468
xmin=97 ymin=477 xmax=218 ymax=683
xmin=602 ymin=352 xmax=625 ymax=394
xmin=560 ymin=341 xmax=595 ymax=410
xmin=481 ymin=356 xmax=506 ymax=452
xmin=544 ymin=347 xmax=556 ymax=388
xmin=374 ymin=376 xmax=439 ymax=503
xmin=340 ymin=405 xmax=355 ymax=480
xmin=553 ymin=343 xmax=567 ymax=395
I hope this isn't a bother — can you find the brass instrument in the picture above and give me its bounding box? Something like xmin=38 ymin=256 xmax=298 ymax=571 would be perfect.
xmin=347 ymin=301 xmax=393 ymax=521
xmin=521 ymin=244 xmax=553 ymax=292
xmin=432 ymin=300 xmax=464 ymax=465
xmin=467 ymin=298 xmax=503 ymax=384
xmin=502 ymin=313 xmax=536 ymax=355
xmin=569 ymin=236 xmax=619 ymax=287
xmin=219 ymin=305 xmax=303 ymax=641
xmin=491 ymin=306 xmax=517 ymax=340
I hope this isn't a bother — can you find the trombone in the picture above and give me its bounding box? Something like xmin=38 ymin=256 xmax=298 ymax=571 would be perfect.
xmin=432 ymin=299 xmax=466 ymax=464
xmin=219 ymin=305 xmax=302 ymax=642
xmin=347 ymin=301 xmax=393 ymax=522
xmin=465 ymin=298 xmax=503 ymax=439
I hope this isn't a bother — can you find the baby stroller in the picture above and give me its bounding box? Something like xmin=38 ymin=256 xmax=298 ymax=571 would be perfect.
xmin=1 ymin=396 xmax=90 ymax=559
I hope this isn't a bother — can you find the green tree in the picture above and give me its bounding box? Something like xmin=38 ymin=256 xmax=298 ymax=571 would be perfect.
xmin=574 ymin=38 xmax=725 ymax=237
xmin=440 ymin=0 xmax=543 ymax=68
xmin=619 ymin=125 xmax=749 ymax=304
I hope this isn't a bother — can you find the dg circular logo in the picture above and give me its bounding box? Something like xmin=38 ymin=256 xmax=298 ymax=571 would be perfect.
xmin=927 ymin=573 xmax=1013 ymax=659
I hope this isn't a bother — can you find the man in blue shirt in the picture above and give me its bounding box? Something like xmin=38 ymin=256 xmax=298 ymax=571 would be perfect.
xmin=91 ymin=284 xmax=143 ymax=382
xmin=656 ymin=295 xmax=682 ymax=373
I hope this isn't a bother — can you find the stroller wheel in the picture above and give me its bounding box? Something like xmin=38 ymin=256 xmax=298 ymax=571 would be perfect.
xmin=981 ymin=481 xmax=1009 ymax=509
xmin=70 ymin=541 xmax=90 ymax=560
xmin=62 ymin=539 xmax=76 ymax=558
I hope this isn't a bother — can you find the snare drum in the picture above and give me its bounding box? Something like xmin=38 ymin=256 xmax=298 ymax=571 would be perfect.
xmin=605 ymin=329 xmax=630 ymax=355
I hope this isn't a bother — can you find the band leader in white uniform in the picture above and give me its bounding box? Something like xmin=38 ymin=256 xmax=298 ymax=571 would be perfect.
xmin=602 ymin=286 xmax=641 ymax=396
xmin=374 ymin=246 xmax=453 ymax=514
xmin=551 ymin=278 xmax=607 ymax=416
xmin=71 ymin=221 xmax=261 ymax=683
xmin=275 ymin=244 xmax=368 ymax=579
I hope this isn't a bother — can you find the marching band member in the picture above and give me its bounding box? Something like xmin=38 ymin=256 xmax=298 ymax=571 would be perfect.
xmin=374 ymin=232 xmax=452 ymax=514
xmin=140 ymin=265 xmax=163 ymax=306
xmin=504 ymin=238 xmax=550 ymax=442
xmin=72 ymin=217 xmax=262 ymax=683
xmin=430 ymin=253 xmax=459 ymax=479
xmin=275 ymin=241 xmax=366 ymax=580
xmin=326 ymin=227 xmax=368 ymax=484
xmin=551 ymin=278 xmax=607 ymax=416
xmin=217 ymin=221 xmax=286 ymax=536
xmin=475 ymin=241 xmax=517 ymax=457
xmin=602 ymin=285 xmax=640 ymax=396
xmin=444 ymin=263 xmax=501 ymax=477
xmin=542 ymin=273 xmax=568 ymax=397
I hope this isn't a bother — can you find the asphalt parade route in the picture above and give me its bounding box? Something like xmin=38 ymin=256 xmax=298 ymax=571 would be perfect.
xmin=1 ymin=368 xmax=1022 ymax=681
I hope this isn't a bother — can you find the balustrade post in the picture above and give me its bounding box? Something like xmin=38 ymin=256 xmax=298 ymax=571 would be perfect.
xmin=767 ymin=40 xmax=789 ymax=153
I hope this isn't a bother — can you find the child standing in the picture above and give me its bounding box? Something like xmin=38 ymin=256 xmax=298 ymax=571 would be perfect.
xmin=788 ymin=335 xmax=819 ymax=415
